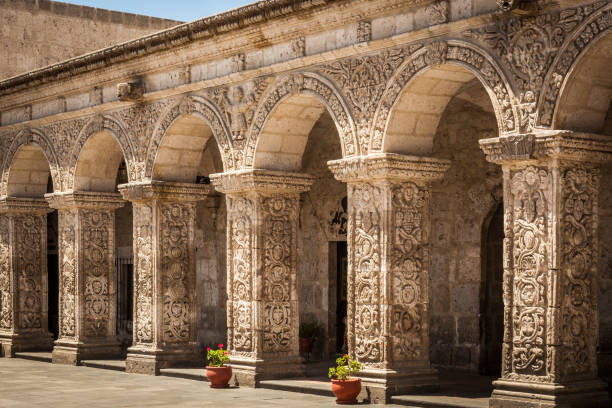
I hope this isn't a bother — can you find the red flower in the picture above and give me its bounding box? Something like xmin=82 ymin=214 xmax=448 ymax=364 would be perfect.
xmin=218 ymin=343 xmax=224 ymax=348
xmin=206 ymin=347 xmax=211 ymax=351
xmin=224 ymin=352 xmax=228 ymax=355
xmin=343 ymin=354 xmax=348 ymax=358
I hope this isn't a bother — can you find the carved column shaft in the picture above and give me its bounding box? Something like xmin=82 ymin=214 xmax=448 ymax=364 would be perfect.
xmin=481 ymin=131 xmax=612 ymax=408
xmin=0 ymin=198 xmax=53 ymax=357
xmin=46 ymin=192 xmax=124 ymax=365
xmin=119 ymin=181 xmax=210 ymax=375
xmin=211 ymin=170 xmax=313 ymax=386
xmin=329 ymin=154 xmax=449 ymax=403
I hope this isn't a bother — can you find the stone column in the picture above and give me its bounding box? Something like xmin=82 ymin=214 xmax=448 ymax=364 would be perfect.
xmin=480 ymin=131 xmax=612 ymax=408
xmin=0 ymin=197 xmax=53 ymax=357
xmin=210 ymin=170 xmax=313 ymax=386
xmin=328 ymin=153 xmax=450 ymax=404
xmin=118 ymin=181 xmax=210 ymax=375
xmin=45 ymin=192 xmax=124 ymax=364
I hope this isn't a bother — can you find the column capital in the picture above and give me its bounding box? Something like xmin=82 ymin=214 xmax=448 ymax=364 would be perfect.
xmin=0 ymin=196 xmax=52 ymax=215
xmin=210 ymin=169 xmax=313 ymax=195
xmin=479 ymin=130 xmax=612 ymax=165
xmin=117 ymin=181 xmax=211 ymax=203
xmin=45 ymin=191 xmax=124 ymax=211
xmin=327 ymin=153 xmax=450 ymax=183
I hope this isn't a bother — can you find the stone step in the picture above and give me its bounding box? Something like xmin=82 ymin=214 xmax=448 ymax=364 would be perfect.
xmin=13 ymin=351 xmax=52 ymax=363
xmin=259 ymin=377 xmax=335 ymax=398
xmin=391 ymin=394 xmax=489 ymax=408
xmin=160 ymin=367 xmax=208 ymax=382
xmin=81 ymin=359 xmax=126 ymax=372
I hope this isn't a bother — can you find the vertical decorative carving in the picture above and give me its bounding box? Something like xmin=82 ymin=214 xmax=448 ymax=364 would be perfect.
xmin=349 ymin=182 xmax=382 ymax=364
xmin=15 ymin=215 xmax=45 ymax=330
xmin=507 ymin=166 xmax=550 ymax=380
xmin=390 ymin=182 xmax=428 ymax=362
xmin=227 ymin=196 xmax=254 ymax=354
xmin=232 ymin=53 xmax=246 ymax=73
xmin=356 ymin=20 xmax=372 ymax=43
xmin=160 ymin=203 xmax=194 ymax=343
xmin=261 ymin=196 xmax=296 ymax=353
xmin=58 ymin=211 xmax=77 ymax=339
xmin=0 ymin=217 xmax=11 ymax=330
xmin=133 ymin=203 xmax=154 ymax=344
xmin=81 ymin=210 xmax=112 ymax=338
xmin=560 ymin=166 xmax=598 ymax=379
xmin=291 ymin=36 xmax=306 ymax=57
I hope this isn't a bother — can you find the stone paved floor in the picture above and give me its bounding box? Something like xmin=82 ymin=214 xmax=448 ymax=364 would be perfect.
xmin=0 ymin=358 xmax=401 ymax=407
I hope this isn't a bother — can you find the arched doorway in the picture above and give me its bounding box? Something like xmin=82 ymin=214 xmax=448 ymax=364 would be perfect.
xmin=480 ymin=202 xmax=504 ymax=376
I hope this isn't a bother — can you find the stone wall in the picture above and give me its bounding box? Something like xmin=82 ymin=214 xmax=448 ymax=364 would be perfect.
xmin=429 ymin=87 xmax=502 ymax=373
xmin=0 ymin=0 xmax=179 ymax=79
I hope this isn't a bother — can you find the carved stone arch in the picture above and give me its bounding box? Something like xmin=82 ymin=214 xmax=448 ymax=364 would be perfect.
xmin=371 ymin=40 xmax=518 ymax=153
xmin=145 ymin=95 xmax=234 ymax=179
xmin=70 ymin=114 xmax=136 ymax=191
xmin=244 ymin=71 xmax=358 ymax=169
xmin=1 ymin=128 xmax=61 ymax=196
xmin=538 ymin=3 xmax=612 ymax=129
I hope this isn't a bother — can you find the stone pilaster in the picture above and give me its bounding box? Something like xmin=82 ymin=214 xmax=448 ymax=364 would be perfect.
xmin=210 ymin=169 xmax=314 ymax=386
xmin=45 ymin=191 xmax=124 ymax=365
xmin=480 ymin=131 xmax=612 ymax=408
xmin=328 ymin=153 xmax=450 ymax=404
xmin=118 ymin=181 xmax=210 ymax=375
xmin=0 ymin=197 xmax=53 ymax=357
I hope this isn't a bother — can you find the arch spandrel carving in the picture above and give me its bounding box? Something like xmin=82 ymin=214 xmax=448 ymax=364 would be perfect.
xmin=370 ymin=40 xmax=517 ymax=153
xmin=1 ymin=128 xmax=61 ymax=196
xmin=146 ymin=95 xmax=234 ymax=178
xmin=245 ymin=72 xmax=358 ymax=168
xmin=538 ymin=3 xmax=612 ymax=129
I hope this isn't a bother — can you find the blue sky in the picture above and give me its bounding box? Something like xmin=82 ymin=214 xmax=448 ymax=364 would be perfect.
xmin=62 ymin=1 xmax=257 ymax=22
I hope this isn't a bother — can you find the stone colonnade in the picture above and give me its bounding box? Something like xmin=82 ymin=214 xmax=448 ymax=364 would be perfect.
xmin=481 ymin=131 xmax=611 ymax=408
xmin=0 ymin=135 xmax=610 ymax=407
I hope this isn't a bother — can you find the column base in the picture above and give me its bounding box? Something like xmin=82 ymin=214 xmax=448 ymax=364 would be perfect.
xmin=52 ymin=339 xmax=122 ymax=365
xmin=125 ymin=344 xmax=203 ymax=375
xmin=358 ymin=367 xmax=439 ymax=404
xmin=489 ymin=378 xmax=611 ymax=408
xmin=0 ymin=331 xmax=54 ymax=357
xmin=229 ymin=356 xmax=305 ymax=387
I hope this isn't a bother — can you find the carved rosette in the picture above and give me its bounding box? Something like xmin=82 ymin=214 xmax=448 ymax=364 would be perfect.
xmin=329 ymin=154 xmax=449 ymax=370
xmin=0 ymin=197 xmax=52 ymax=346
xmin=46 ymin=192 xmax=124 ymax=344
xmin=118 ymin=181 xmax=209 ymax=355
xmin=481 ymin=131 xmax=612 ymax=396
xmin=211 ymin=170 xmax=313 ymax=361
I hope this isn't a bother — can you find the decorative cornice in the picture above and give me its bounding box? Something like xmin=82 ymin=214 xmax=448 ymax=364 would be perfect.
xmin=327 ymin=153 xmax=450 ymax=183
xmin=479 ymin=130 xmax=612 ymax=164
xmin=210 ymin=169 xmax=314 ymax=194
xmin=45 ymin=191 xmax=125 ymax=210
xmin=117 ymin=181 xmax=212 ymax=202
xmin=0 ymin=196 xmax=52 ymax=214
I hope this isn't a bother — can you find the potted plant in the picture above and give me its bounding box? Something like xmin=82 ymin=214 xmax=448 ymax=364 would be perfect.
xmin=205 ymin=343 xmax=232 ymax=388
xmin=299 ymin=322 xmax=321 ymax=353
xmin=328 ymin=354 xmax=362 ymax=404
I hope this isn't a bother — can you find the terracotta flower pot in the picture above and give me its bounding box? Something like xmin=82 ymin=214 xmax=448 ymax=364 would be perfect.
xmin=205 ymin=365 xmax=232 ymax=388
xmin=331 ymin=378 xmax=361 ymax=404
xmin=299 ymin=338 xmax=312 ymax=353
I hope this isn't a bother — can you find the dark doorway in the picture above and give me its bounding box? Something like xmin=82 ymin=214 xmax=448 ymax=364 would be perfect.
xmin=481 ymin=203 xmax=504 ymax=376
xmin=47 ymin=210 xmax=59 ymax=340
xmin=116 ymin=254 xmax=133 ymax=350
xmin=336 ymin=241 xmax=348 ymax=354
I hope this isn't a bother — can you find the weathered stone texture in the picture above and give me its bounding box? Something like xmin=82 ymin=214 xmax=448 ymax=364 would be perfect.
xmin=0 ymin=0 xmax=180 ymax=79
xmin=429 ymin=90 xmax=502 ymax=372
